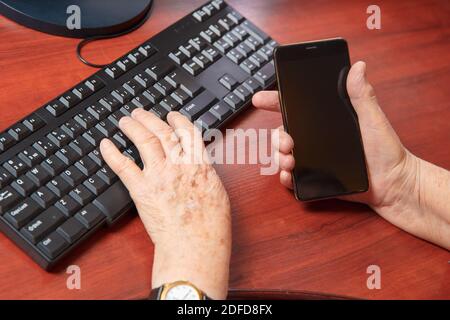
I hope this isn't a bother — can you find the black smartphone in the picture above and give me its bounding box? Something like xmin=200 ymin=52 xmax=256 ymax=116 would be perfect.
xmin=274 ymin=38 xmax=368 ymax=201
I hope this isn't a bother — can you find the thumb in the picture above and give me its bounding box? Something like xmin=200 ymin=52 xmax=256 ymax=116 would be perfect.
xmin=347 ymin=61 xmax=388 ymax=127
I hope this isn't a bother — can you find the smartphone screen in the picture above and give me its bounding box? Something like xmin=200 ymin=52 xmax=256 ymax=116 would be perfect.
xmin=274 ymin=38 xmax=368 ymax=201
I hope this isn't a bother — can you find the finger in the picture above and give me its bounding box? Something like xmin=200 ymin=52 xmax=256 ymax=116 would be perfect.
xmin=280 ymin=170 xmax=293 ymax=189
xmin=347 ymin=61 xmax=390 ymax=127
xmin=131 ymin=108 xmax=182 ymax=158
xmin=272 ymin=126 xmax=294 ymax=154
xmin=279 ymin=152 xmax=295 ymax=171
xmin=252 ymin=91 xmax=280 ymax=112
xmin=167 ymin=111 xmax=205 ymax=159
xmin=118 ymin=115 xmax=165 ymax=165
xmin=100 ymin=138 xmax=142 ymax=192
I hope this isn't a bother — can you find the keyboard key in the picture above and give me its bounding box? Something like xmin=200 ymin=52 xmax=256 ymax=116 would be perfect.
xmin=105 ymin=65 xmax=124 ymax=79
xmin=75 ymin=156 xmax=99 ymax=176
xmin=150 ymin=104 xmax=169 ymax=120
xmin=210 ymin=102 xmax=232 ymax=121
xmin=160 ymin=96 xmax=181 ymax=112
xmin=200 ymin=29 xmax=219 ymax=43
xmin=154 ymin=79 xmax=175 ymax=96
xmin=123 ymin=79 xmax=144 ymax=96
xmin=31 ymin=186 xmax=58 ymax=209
xmin=83 ymin=175 xmax=107 ymax=195
xmin=11 ymin=175 xmax=36 ymax=196
xmin=170 ymin=88 xmax=191 ymax=105
xmin=8 ymin=123 xmax=30 ymax=141
xmin=55 ymin=195 xmax=81 ymax=217
xmin=3 ymin=157 xmax=29 ymax=177
xmin=134 ymin=72 xmax=155 ymax=89
xmin=211 ymin=0 xmax=225 ymax=10
xmin=117 ymin=57 xmax=135 ymax=71
xmin=236 ymin=41 xmax=253 ymax=57
xmin=249 ymin=52 xmax=266 ymax=68
xmin=112 ymin=131 xmax=132 ymax=149
xmin=59 ymin=91 xmax=80 ymax=108
xmin=120 ymin=103 xmax=138 ymax=117
xmin=254 ymin=62 xmax=276 ymax=86
xmin=0 ymin=132 xmax=15 ymax=152
xmin=33 ymin=137 xmax=57 ymax=157
xmin=69 ymin=136 xmax=94 ymax=156
xmin=226 ymin=48 xmax=244 ymax=64
xmin=93 ymin=181 xmax=132 ymax=223
xmin=234 ymin=84 xmax=252 ymax=101
xmin=38 ymin=231 xmax=69 ymax=259
xmin=218 ymin=17 xmax=236 ymax=31
xmin=132 ymin=94 xmax=152 ymax=110
xmin=108 ymin=110 xmax=125 ymax=127
xmin=21 ymin=206 xmax=65 ymax=244
xmin=241 ymin=20 xmax=269 ymax=44
xmin=0 ymin=186 xmax=21 ymax=214
xmin=87 ymin=103 xmax=110 ymax=121
xmin=124 ymin=146 xmax=141 ymax=164
xmin=111 ymin=87 xmax=133 ymax=104
xmin=214 ymin=38 xmax=231 ymax=54
xmin=146 ymin=59 xmax=175 ymax=80
xmin=193 ymin=53 xmax=211 ymax=68
xmin=138 ymin=42 xmax=156 ymax=57
xmin=74 ymin=111 xmax=97 ymax=129
xmin=243 ymin=77 xmax=262 ymax=94
xmin=23 ymin=114 xmax=45 ymax=132
xmin=88 ymin=148 xmax=104 ymax=166
xmin=46 ymin=176 xmax=71 ymax=198
xmin=18 ymin=147 xmax=43 ymax=167
xmin=245 ymin=36 xmax=261 ymax=50
xmin=82 ymin=127 xmax=105 ymax=146
xmin=47 ymin=128 xmax=71 ymax=147
xmin=55 ymin=145 xmax=80 ymax=165
xmin=183 ymin=59 xmax=203 ymax=76
xmin=202 ymin=47 xmax=221 ymax=62
xmin=61 ymin=119 xmax=84 ymax=138
xmin=168 ymin=49 xmax=189 ymax=65
xmin=223 ymin=32 xmax=240 ymax=47
xmin=97 ymin=166 xmax=117 ymax=185
xmin=4 ymin=198 xmax=42 ymax=229
xmin=85 ymin=76 xmax=105 ymax=91
xmin=61 ymin=166 xmax=85 ymax=186
xmin=72 ymin=83 xmax=92 ymax=100
xmin=127 ymin=49 xmax=146 ymax=64
xmin=70 ymin=185 xmax=94 ymax=206
xmin=193 ymin=9 xmax=208 ymax=22
xmin=99 ymin=95 xmax=121 ymax=112
xmin=0 ymin=167 xmax=13 ymax=189
xmin=57 ymin=218 xmax=87 ymax=243
xmin=95 ymin=119 xmax=117 ymax=137
xmin=189 ymin=37 xmax=207 ymax=51
xmin=195 ymin=112 xmax=219 ymax=131
xmin=179 ymin=43 xmax=198 ymax=58
xmin=227 ymin=11 xmax=244 ymax=24
xmin=231 ymin=25 xmax=249 ymax=41
xmin=202 ymin=3 xmax=218 ymax=16
xmin=210 ymin=23 xmax=227 ymax=37
xmin=75 ymin=203 xmax=105 ymax=229
xmin=240 ymin=59 xmax=258 ymax=75
xmin=26 ymin=165 xmax=52 ymax=187
xmin=219 ymin=74 xmax=238 ymax=90
xmin=143 ymin=87 xmax=163 ymax=104
xmin=224 ymin=92 xmax=244 ymax=109
xmin=180 ymin=90 xmax=216 ymax=121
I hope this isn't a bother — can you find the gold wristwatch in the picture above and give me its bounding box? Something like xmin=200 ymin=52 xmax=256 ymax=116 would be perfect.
xmin=150 ymin=280 xmax=212 ymax=300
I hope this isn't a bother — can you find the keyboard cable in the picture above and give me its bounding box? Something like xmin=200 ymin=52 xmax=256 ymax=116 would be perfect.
xmin=76 ymin=3 xmax=154 ymax=68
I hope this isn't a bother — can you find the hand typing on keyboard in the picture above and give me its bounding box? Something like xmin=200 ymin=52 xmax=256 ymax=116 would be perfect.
xmin=100 ymin=108 xmax=231 ymax=300
xmin=253 ymin=61 xmax=450 ymax=250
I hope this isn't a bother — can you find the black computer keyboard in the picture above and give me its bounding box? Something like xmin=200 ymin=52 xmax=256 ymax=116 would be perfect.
xmin=0 ymin=0 xmax=278 ymax=269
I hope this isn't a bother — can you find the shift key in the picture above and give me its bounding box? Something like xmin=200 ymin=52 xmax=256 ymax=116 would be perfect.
xmin=21 ymin=206 xmax=65 ymax=244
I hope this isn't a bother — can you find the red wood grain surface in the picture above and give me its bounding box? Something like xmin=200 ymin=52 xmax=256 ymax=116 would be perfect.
xmin=0 ymin=0 xmax=449 ymax=299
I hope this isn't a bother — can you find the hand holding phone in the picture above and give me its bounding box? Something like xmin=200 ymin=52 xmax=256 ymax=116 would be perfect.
xmin=273 ymin=38 xmax=368 ymax=201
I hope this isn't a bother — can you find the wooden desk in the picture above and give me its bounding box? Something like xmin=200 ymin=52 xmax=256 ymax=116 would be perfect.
xmin=0 ymin=0 xmax=449 ymax=299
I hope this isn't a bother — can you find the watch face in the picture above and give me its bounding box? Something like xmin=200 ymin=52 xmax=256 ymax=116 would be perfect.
xmin=165 ymin=284 xmax=201 ymax=300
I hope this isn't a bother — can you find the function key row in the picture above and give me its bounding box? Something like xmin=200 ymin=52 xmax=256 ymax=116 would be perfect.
xmin=45 ymin=76 xmax=105 ymax=117
xmin=0 ymin=114 xmax=46 ymax=153
xmin=105 ymin=42 xmax=157 ymax=79
xmin=192 ymin=0 xmax=225 ymax=22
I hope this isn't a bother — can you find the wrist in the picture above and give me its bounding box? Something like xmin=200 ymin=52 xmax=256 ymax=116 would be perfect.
xmin=151 ymin=232 xmax=231 ymax=300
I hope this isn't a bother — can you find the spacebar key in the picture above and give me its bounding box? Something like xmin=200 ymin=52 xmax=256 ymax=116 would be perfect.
xmin=93 ymin=181 xmax=133 ymax=224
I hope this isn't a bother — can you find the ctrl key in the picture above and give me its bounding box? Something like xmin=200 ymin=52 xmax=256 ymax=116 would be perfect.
xmin=38 ymin=231 xmax=69 ymax=259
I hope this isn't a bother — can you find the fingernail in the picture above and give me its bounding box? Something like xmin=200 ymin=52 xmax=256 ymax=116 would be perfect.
xmin=131 ymin=107 xmax=144 ymax=118
xmin=100 ymin=138 xmax=112 ymax=149
xmin=119 ymin=116 xmax=131 ymax=126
